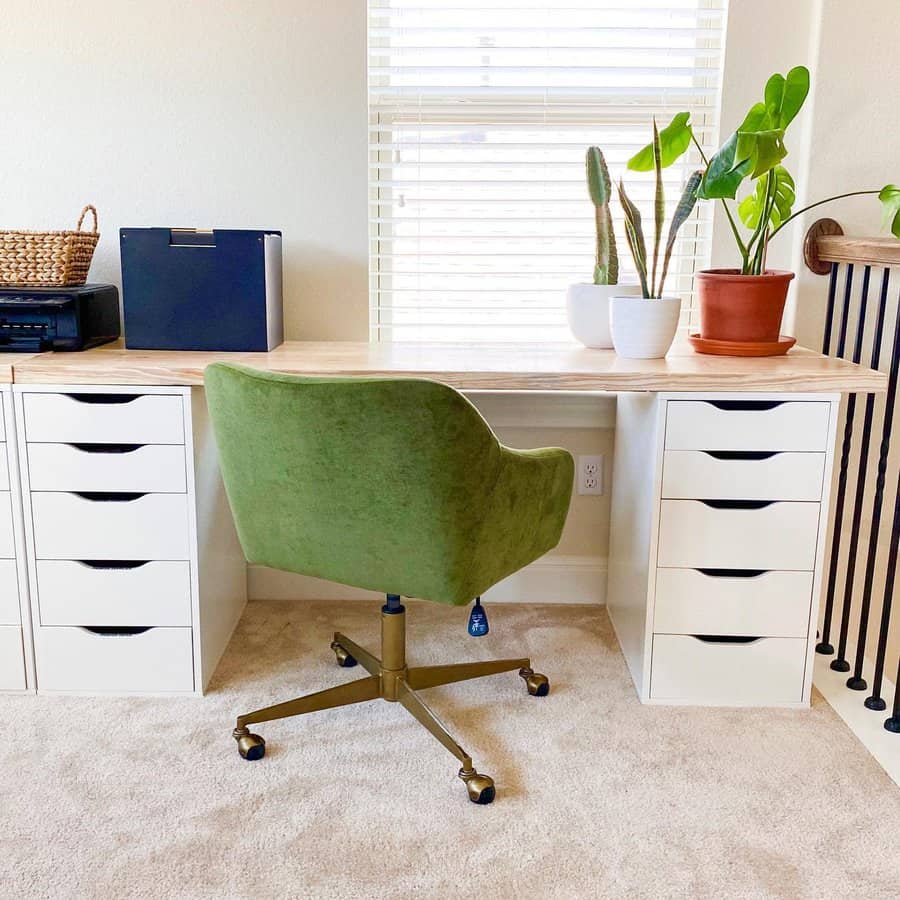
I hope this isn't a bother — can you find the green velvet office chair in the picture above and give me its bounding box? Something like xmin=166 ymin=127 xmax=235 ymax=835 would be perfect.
xmin=205 ymin=363 xmax=574 ymax=804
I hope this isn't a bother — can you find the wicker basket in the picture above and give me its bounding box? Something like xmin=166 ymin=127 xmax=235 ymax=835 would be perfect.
xmin=0 ymin=205 xmax=99 ymax=287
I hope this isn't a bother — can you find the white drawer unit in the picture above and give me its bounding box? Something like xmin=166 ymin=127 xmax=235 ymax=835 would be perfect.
xmin=657 ymin=500 xmax=820 ymax=571
xmin=661 ymin=451 xmax=826 ymax=502
xmin=608 ymin=392 xmax=839 ymax=708
xmin=0 ymin=492 xmax=14 ymax=559
xmin=27 ymin=443 xmax=187 ymax=493
xmin=33 ymin=625 xmax=195 ymax=693
xmin=653 ymin=568 xmax=814 ymax=638
xmin=36 ymin=560 xmax=193 ymax=627
xmin=650 ymin=635 xmax=808 ymax=704
xmin=0 ymin=560 xmax=21 ymax=625
xmin=15 ymin=385 xmax=247 ymax=696
xmin=0 ymin=625 xmax=26 ymax=691
xmin=23 ymin=392 xmax=185 ymax=444
xmin=665 ymin=400 xmax=831 ymax=452
xmin=0 ymin=386 xmax=32 ymax=692
xmin=31 ymin=492 xmax=191 ymax=561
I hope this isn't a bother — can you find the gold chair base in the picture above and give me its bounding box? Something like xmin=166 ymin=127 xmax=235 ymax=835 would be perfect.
xmin=233 ymin=600 xmax=549 ymax=804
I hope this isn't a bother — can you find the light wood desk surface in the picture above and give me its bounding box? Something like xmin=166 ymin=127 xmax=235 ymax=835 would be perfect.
xmin=9 ymin=340 xmax=888 ymax=393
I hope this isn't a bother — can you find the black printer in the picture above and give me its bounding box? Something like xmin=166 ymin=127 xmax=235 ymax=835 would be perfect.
xmin=0 ymin=284 xmax=120 ymax=351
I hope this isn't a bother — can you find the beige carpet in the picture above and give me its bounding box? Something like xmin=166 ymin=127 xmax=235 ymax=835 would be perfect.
xmin=4 ymin=600 xmax=899 ymax=900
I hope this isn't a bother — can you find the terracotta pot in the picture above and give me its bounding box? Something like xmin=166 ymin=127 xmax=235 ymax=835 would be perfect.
xmin=696 ymin=269 xmax=795 ymax=343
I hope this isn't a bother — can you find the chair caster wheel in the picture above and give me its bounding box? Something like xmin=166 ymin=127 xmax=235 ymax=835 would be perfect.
xmin=330 ymin=641 xmax=357 ymax=668
xmin=233 ymin=727 xmax=266 ymax=761
xmin=459 ymin=767 xmax=495 ymax=805
xmin=519 ymin=667 xmax=549 ymax=697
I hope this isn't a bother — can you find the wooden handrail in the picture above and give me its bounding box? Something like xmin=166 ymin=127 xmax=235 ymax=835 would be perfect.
xmin=816 ymin=235 xmax=900 ymax=268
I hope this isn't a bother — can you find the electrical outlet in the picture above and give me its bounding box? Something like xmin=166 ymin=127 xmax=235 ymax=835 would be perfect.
xmin=577 ymin=454 xmax=604 ymax=496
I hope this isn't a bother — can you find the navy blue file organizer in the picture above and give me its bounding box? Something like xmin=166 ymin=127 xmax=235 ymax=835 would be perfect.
xmin=120 ymin=228 xmax=283 ymax=351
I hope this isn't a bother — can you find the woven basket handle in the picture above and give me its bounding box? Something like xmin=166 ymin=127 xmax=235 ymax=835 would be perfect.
xmin=76 ymin=204 xmax=98 ymax=233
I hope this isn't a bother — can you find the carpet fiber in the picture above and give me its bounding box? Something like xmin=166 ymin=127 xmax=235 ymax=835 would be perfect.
xmin=4 ymin=600 xmax=899 ymax=900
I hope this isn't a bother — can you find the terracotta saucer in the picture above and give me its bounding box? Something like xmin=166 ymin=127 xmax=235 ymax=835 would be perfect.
xmin=688 ymin=333 xmax=797 ymax=357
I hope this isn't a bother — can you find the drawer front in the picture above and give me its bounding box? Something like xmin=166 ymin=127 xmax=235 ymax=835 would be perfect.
xmin=28 ymin=443 xmax=187 ymax=493
xmin=661 ymin=451 xmax=826 ymax=502
xmin=0 ymin=444 xmax=8 ymax=491
xmin=23 ymin=392 xmax=185 ymax=445
xmin=654 ymin=568 xmax=813 ymax=637
xmin=0 ymin=560 xmax=21 ymax=625
xmin=34 ymin=625 xmax=194 ymax=693
xmin=665 ymin=400 xmax=830 ymax=451
xmin=0 ymin=492 xmax=14 ymax=559
xmin=37 ymin=560 xmax=192 ymax=627
xmin=657 ymin=500 xmax=819 ymax=571
xmin=650 ymin=634 xmax=807 ymax=703
xmin=32 ymin=493 xmax=191 ymax=560
xmin=0 ymin=626 xmax=25 ymax=690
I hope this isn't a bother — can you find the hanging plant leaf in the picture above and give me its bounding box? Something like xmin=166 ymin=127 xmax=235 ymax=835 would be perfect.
xmin=879 ymin=184 xmax=900 ymax=239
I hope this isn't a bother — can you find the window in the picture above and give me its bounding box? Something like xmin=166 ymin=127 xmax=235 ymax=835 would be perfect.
xmin=368 ymin=0 xmax=727 ymax=341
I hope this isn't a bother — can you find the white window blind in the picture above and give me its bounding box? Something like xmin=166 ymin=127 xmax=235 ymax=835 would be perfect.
xmin=368 ymin=0 xmax=727 ymax=341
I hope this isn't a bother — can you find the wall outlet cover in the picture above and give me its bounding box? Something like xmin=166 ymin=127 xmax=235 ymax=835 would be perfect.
xmin=577 ymin=454 xmax=604 ymax=495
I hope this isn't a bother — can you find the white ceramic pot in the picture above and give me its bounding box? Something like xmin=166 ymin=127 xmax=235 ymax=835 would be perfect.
xmin=609 ymin=295 xmax=682 ymax=359
xmin=566 ymin=282 xmax=642 ymax=349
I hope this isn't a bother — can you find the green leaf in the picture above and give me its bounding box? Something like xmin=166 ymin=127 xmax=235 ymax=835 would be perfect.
xmin=738 ymin=166 xmax=795 ymax=230
xmin=699 ymin=131 xmax=753 ymax=199
xmin=659 ymin=170 xmax=702 ymax=297
xmin=627 ymin=112 xmax=693 ymax=171
xmin=743 ymin=176 xmax=789 ymax=234
xmin=880 ymin=184 xmax=900 ymax=239
xmin=617 ymin=179 xmax=650 ymax=298
xmin=764 ymin=66 xmax=810 ymax=129
xmin=651 ymin=119 xmax=664 ymax=296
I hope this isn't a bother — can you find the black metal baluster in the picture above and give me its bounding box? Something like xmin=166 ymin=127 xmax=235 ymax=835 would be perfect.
xmin=885 ymin=650 xmax=900 ymax=733
xmin=823 ymin=264 xmax=856 ymax=669
xmin=817 ymin=262 xmax=842 ymax=653
xmin=850 ymin=273 xmax=900 ymax=694
xmin=821 ymin=261 xmax=840 ymax=355
xmin=836 ymin=266 xmax=874 ymax=686
xmin=844 ymin=280 xmax=900 ymax=685
xmin=867 ymin=467 xmax=900 ymax=711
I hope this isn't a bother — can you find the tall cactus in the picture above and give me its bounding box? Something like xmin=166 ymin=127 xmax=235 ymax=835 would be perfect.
xmin=585 ymin=147 xmax=618 ymax=286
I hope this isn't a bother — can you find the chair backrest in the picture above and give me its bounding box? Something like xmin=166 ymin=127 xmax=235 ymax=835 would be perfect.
xmin=205 ymin=363 xmax=503 ymax=602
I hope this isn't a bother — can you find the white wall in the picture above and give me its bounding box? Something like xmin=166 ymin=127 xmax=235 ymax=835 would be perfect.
xmin=791 ymin=0 xmax=900 ymax=348
xmin=1 ymin=0 xmax=369 ymax=341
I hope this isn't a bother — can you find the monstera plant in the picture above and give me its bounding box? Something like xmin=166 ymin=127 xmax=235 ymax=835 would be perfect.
xmin=629 ymin=66 xmax=898 ymax=352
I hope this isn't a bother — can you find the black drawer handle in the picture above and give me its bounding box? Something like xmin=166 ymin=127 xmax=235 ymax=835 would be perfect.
xmin=703 ymin=451 xmax=779 ymax=461
xmin=707 ymin=400 xmax=783 ymax=412
xmin=73 ymin=492 xmax=147 ymax=502
xmin=67 ymin=443 xmax=143 ymax=454
xmin=77 ymin=560 xmax=150 ymax=570
xmin=696 ymin=568 xmax=768 ymax=578
xmin=81 ymin=626 xmax=152 ymax=636
xmin=693 ymin=635 xmax=762 ymax=644
xmin=65 ymin=393 xmax=140 ymax=405
xmin=698 ymin=499 xmax=775 ymax=510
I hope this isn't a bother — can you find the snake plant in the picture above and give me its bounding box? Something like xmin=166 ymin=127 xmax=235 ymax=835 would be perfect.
xmin=617 ymin=118 xmax=702 ymax=299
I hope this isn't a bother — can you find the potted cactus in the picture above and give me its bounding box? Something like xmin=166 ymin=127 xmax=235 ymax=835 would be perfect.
xmin=566 ymin=147 xmax=640 ymax=348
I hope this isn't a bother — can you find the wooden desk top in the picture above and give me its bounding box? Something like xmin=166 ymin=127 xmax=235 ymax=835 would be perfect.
xmin=10 ymin=340 xmax=888 ymax=393
xmin=0 ymin=353 xmax=36 ymax=384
